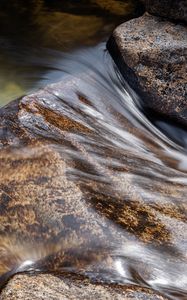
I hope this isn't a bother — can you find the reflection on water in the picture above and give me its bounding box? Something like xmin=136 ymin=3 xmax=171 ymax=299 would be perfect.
xmin=0 ymin=0 xmax=143 ymax=105
xmin=0 ymin=44 xmax=187 ymax=299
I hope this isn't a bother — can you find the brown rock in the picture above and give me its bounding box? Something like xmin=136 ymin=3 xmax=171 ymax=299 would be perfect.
xmin=140 ymin=0 xmax=187 ymax=23
xmin=107 ymin=13 xmax=187 ymax=126
xmin=0 ymin=273 xmax=167 ymax=300
xmin=0 ymin=76 xmax=186 ymax=299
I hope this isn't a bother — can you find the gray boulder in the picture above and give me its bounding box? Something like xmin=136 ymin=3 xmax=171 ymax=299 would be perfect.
xmin=107 ymin=13 xmax=187 ymax=126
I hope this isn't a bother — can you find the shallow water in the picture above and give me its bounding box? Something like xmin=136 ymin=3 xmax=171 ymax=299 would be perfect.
xmin=0 ymin=2 xmax=187 ymax=300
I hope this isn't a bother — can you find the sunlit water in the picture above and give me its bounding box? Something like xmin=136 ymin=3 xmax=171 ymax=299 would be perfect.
xmin=0 ymin=2 xmax=187 ymax=300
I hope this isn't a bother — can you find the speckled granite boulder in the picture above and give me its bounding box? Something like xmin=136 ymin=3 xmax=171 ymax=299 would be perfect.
xmin=140 ymin=0 xmax=187 ymax=23
xmin=107 ymin=13 xmax=187 ymax=126
xmin=0 ymin=274 xmax=167 ymax=300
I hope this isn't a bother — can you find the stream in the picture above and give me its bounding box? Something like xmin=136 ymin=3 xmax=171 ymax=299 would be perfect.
xmin=0 ymin=1 xmax=186 ymax=300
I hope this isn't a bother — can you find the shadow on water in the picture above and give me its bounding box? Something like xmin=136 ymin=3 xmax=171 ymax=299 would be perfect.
xmin=0 ymin=1 xmax=187 ymax=300
xmin=0 ymin=43 xmax=187 ymax=300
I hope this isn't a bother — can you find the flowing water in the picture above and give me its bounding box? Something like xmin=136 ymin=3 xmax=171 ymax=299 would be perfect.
xmin=0 ymin=1 xmax=187 ymax=300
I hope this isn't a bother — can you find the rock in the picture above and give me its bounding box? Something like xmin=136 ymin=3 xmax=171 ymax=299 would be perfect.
xmin=107 ymin=13 xmax=187 ymax=127
xmin=140 ymin=0 xmax=187 ymax=23
xmin=0 ymin=76 xmax=186 ymax=298
xmin=0 ymin=273 xmax=167 ymax=300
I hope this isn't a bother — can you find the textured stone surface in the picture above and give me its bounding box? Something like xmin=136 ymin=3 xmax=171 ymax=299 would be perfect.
xmin=0 ymin=274 xmax=167 ymax=300
xmin=107 ymin=13 xmax=187 ymax=126
xmin=0 ymin=76 xmax=186 ymax=298
xmin=140 ymin=0 xmax=187 ymax=23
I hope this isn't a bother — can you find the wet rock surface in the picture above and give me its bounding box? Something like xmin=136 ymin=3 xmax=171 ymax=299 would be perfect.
xmin=0 ymin=79 xmax=184 ymax=300
xmin=0 ymin=273 xmax=167 ymax=300
xmin=140 ymin=0 xmax=187 ymax=23
xmin=107 ymin=13 xmax=187 ymax=127
xmin=0 ymin=2 xmax=186 ymax=299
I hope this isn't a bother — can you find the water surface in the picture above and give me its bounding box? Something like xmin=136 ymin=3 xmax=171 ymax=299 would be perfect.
xmin=0 ymin=2 xmax=186 ymax=300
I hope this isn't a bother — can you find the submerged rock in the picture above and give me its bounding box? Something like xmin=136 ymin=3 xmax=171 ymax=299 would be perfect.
xmin=107 ymin=13 xmax=187 ymax=126
xmin=140 ymin=0 xmax=187 ymax=23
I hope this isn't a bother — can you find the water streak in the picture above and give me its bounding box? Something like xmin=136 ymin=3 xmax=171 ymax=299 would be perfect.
xmin=0 ymin=43 xmax=187 ymax=299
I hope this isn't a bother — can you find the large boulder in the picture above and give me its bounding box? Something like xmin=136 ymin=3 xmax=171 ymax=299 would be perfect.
xmin=0 ymin=76 xmax=186 ymax=298
xmin=107 ymin=13 xmax=187 ymax=126
xmin=140 ymin=0 xmax=187 ymax=23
